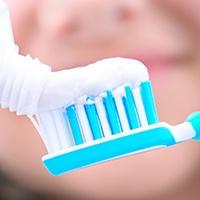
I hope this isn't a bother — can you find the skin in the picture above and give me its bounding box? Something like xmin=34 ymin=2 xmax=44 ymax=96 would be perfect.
xmin=1 ymin=0 xmax=200 ymax=199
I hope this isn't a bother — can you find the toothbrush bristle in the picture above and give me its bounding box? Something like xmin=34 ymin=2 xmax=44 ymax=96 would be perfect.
xmin=36 ymin=80 xmax=158 ymax=154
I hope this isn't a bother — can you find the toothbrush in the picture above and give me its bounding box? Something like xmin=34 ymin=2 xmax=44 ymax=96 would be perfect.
xmin=30 ymin=79 xmax=200 ymax=176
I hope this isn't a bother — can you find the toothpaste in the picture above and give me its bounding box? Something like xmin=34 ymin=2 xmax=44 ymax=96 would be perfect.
xmin=39 ymin=58 xmax=149 ymax=112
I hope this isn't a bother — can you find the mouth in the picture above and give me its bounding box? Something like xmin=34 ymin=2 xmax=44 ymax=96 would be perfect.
xmin=119 ymin=51 xmax=187 ymax=84
xmin=57 ymin=41 xmax=190 ymax=78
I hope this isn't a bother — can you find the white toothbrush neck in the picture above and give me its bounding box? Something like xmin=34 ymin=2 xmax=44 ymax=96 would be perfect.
xmin=169 ymin=122 xmax=196 ymax=143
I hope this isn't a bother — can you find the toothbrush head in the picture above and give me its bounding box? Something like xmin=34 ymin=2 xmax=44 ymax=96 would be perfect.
xmin=31 ymin=79 xmax=160 ymax=175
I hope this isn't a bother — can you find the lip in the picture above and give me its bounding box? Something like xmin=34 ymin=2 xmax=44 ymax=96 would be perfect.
xmin=60 ymin=46 xmax=185 ymax=77
xmin=120 ymin=52 xmax=184 ymax=82
xmin=120 ymin=49 xmax=181 ymax=66
xmin=139 ymin=56 xmax=178 ymax=69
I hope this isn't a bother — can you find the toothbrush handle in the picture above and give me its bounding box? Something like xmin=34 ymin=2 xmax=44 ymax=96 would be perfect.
xmin=186 ymin=112 xmax=200 ymax=140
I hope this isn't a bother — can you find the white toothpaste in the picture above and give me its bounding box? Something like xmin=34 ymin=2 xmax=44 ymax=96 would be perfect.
xmin=0 ymin=0 xmax=149 ymax=115
xmin=39 ymin=58 xmax=149 ymax=112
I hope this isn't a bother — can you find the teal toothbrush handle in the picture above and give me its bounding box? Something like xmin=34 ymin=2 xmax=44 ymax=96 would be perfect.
xmin=186 ymin=112 xmax=200 ymax=140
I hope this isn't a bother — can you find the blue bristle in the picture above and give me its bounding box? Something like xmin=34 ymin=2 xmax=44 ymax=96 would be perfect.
xmin=84 ymin=96 xmax=103 ymax=140
xmin=65 ymin=104 xmax=84 ymax=145
xmin=123 ymin=86 xmax=140 ymax=129
xmin=140 ymin=81 xmax=158 ymax=124
xmin=103 ymin=91 xmax=122 ymax=134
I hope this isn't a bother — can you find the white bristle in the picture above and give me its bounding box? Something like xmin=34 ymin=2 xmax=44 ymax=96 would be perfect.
xmin=51 ymin=109 xmax=73 ymax=148
xmin=76 ymin=104 xmax=94 ymax=142
xmin=95 ymin=96 xmax=112 ymax=137
xmin=114 ymin=95 xmax=130 ymax=132
xmin=30 ymin=115 xmax=53 ymax=153
xmin=114 ymin=86 xmax=130 ymax=131
xmin=132 ymin=87 xmax=148 ymax=126
xmin=39 ymin=111 xmax=62 ymax=153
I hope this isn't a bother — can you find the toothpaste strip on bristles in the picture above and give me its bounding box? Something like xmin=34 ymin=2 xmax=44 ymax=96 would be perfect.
xmin=38 ymin=58 xmax=149 ymax=112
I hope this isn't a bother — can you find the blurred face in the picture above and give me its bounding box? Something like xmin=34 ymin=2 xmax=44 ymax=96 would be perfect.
xmin=1 ymin=0 xmax=200 ymax=199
